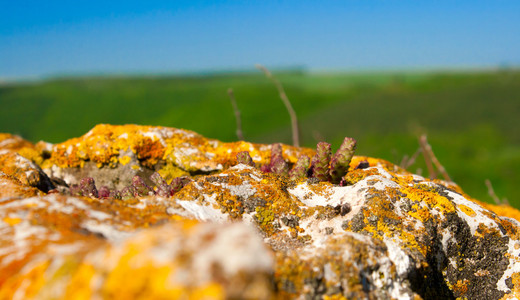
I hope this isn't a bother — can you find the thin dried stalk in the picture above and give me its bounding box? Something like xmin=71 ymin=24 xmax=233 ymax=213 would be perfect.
xmin=419 ymin=135 xmax=436 ymax=179
xmin=227 ymin=88 xmax=244 ymax=140
xmin=255 ymin=64 xmax=300 ymax=147
xmin=419 ymin=135 xmax=451 ymax=181
xmin=485 ymin=179 xmax=501 ymax=204
xmin=400 ymin=147 xmax=422 ymax=169
xmin=485 ymin=179 xmax=509 ymax=205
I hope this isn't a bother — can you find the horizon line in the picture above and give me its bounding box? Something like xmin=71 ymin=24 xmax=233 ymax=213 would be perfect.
xmin=1 ymin=63 xmax=519 ymax=84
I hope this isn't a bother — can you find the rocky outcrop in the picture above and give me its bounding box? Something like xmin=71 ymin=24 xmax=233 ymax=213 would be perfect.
xmin=1 ymin=124 xmax=519 ymax=299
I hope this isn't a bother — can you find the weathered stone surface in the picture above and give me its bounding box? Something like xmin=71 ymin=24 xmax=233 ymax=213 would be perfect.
xmin=0 ymin=133 xmax=37 ymax=152
xmin=0 ymin=194 xmax=273 ymax=299
xmin=42 ymin=124 xmax=314 ymax=190
xmin=0 ymin=172 xmax=41 ymax=199
xmin=1 ymin=124 xmax=520 ymax=299
xmin=0 ymin=150 xmax=54 ymax=192
xmin=169 ymin=163 xmax=520 ymax=299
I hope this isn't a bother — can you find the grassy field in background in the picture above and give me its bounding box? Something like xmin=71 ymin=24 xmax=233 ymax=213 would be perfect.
xmin=1 ymin=69 xmax=519 ymax=207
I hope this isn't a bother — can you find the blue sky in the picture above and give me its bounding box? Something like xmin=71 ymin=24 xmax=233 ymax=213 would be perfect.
xmin=1 ymin=1 xmax=519 ymax=79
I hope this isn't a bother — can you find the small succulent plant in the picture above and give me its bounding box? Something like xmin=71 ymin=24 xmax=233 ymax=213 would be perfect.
xmin=235 ymin=137 xmax=358 ymax=184
xmin=236 ymin=151 xmax=255 ymax=167
xmin=79 ymin=177 xmax=98 ymax=198
xmin=310 ymin=142 xmax=332 ymax=182
xmin=132 ymin=175 xmax=154 ymax=196
xmin=329 ymin=137 xmax=357 ymax=183
xmin=72 ymin=137 xmax=358 ymax=200
xmin=70 ymin=172 xmax=191 ymax=200
xmin=270 ymin=144 xmax=290 ymax=176
xmin=289 ymin=155 xmax=311 ymax=181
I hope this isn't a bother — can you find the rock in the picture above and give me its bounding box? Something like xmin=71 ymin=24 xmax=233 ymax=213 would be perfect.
xmin=0 ymin=150 xmax=54 ymax=192
xmin=1 ymin=124 xmax=520 ymax=299
xmin=0 ymin=172 xmax=41 ymax=199
xmin=0 ymin=133 xmax=50 ymax=165
xmin=0 ymin=133 xmax=37 ymax=152
xmin=0 ymin=194 xmax=273 ymax=298
xmin=42 ymin=124 xmax=314 ymax=190
xmin=0 ymin=133 xmax=55 ymax=192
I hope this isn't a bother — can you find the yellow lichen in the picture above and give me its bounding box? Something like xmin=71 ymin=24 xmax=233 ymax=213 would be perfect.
xmin=64 ymin=263 xmax=96 ymax=300
xmin=118 ymin=155 xmax=132 ymax=165
xmin=2 ymin=217 xmax=21 ymax=226
xmin=323 ymin=295 xmax=347 ymax=300
xmin=190 ymin=283 xmax=225 ymax=300
xmin=458 ymin=204 xmax=476 ymax=217
xmin=45 ymin=124 xmax=315 ymax=176
xmin=157 ymin=163 xmax=190 ymax=183
xmin=5 ymin=124 xmax=520 ymax=299
xmin=102 ymin=244 xmax=180 ymax=299
xmin=342 ymin=167 xmax=382 ymax=186
xmin=407 ymin=204 xmax=433 ymax=224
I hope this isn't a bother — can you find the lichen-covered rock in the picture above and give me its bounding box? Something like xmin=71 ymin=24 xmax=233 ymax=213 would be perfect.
xmin=0 ymin=172 xmax=41 ymax=199
xmin=42 ymin=124 xmax=314 ymax=190
xmin=0 ymin=133 xmax=49 ymax=165
xmin=0 ymin=150 xmax=54 ymax=192
xmin=1 ymin=124 xmax=520 ymax=299
xmin=0 ymin=133 xmax=34 ymax=150
xmin=275 ymin=232 xmax=418 ymax=299
xmin=169 ymin=162 xmax=520 ymax=299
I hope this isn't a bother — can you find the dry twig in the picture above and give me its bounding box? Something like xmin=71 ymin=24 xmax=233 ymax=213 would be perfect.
xmin=255 ymin=64 xmax=300 ymax=147
xmin=485 ymin=179 xmax=509 ymax=205
xmin=419 ymin=135 xmax=451 ymax=181
xmin=400 ymin=147 xmax=422 ymax=170
xmin=227 ymin=88 xmax=245 ymax=141
xmin=419 ymin=135 xmax=436 ymax=179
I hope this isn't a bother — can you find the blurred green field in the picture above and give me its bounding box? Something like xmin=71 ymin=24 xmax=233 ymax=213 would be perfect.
xmin=1 ymin=69 xmax=519 ymax=207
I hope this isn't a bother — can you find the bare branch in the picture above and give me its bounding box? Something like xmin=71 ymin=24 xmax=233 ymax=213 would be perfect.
xmin=255 ymin=64 xmax=300 ymax=147
xmin=227 ymin=88 xmax=245 ymax=141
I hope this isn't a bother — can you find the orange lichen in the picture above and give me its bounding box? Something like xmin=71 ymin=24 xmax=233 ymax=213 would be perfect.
xmin=131 ymin=137 xmax=165 ymax=167
xmin=476 ymin=201 xmax=520 ymax=223
xmin=452 ymin=279 xmax=470 ymax=296
xmin=0 ymin=260 xmax=50 ymax=299
xmin=497 ymin=218 xmax=520 ymax=240
xmin=501 ymin=273 xmax=520 ymax=300
xmin=0 ymin=151 xmax=41 ymax=186
xmin=3 ymin=124 xmax=520 ymax=299
xmin=0 ymin=133 xmax=37 ymax=152
xmin=45 ymin=125 xmax=316 ymax=182
xmin=0 ymin=174 xmax=41 ymax=199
